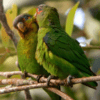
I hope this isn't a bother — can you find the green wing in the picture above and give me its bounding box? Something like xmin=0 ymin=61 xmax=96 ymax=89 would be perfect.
xmin=43 ymin=28 xmax=95 ymax=76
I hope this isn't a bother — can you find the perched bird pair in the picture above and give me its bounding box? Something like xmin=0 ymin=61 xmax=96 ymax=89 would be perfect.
xmin=13 ymin=4 xmax=97 ymax=96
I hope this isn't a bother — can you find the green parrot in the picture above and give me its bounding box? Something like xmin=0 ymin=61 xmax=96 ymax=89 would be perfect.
xmin=35 ymin=4 xmax=98 ymax=89
xmin=13 ymin=14 xmax=61 ymax=100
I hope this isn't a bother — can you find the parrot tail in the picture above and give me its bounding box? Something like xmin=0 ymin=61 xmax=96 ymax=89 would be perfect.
xmin=89 ymin=68 xmax=96 ymax=76
xmin=43 ymin=86 xmax=61 ymax=100
xmin=76 ymin=71 xmax=98 ymax=89
xmin=82 ymin=83 xmax=97 ymax=90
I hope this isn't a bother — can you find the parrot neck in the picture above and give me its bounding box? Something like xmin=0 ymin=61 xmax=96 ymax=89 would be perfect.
xmin=38 ymin=14 xmax=62 ymax=28
xmin=19 ymin=23 xmax=38 ymax=39
xmin=18 ymin=30 xmax=25 ymax=39
xmin=18 ymin=29 xmax=33 ymax=39
xmin=39 ymin=20 xmax=61 ymax=28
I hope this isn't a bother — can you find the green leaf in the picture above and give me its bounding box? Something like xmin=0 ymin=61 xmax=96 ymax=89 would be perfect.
xmin=65 ymin=1 xmax=80 ymax=36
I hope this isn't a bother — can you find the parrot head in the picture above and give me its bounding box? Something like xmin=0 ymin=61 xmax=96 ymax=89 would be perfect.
xmin=35 ymin=4 xmax=61 ymax=28
xmin=13 ymin=14 xmax=38 ymax=38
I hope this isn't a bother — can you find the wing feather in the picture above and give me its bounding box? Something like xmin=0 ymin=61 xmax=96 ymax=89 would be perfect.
xmin=43 ymin=30 xmax=94 ymax=76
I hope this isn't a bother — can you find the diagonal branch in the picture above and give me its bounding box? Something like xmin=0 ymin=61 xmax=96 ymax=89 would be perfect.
xmin=0 ymin=0 xmax=18 ymax=47
xmin=47 ymin=87 xmax=73 ymax=100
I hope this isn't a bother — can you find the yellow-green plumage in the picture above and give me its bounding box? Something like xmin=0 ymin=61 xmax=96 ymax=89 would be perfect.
xmin=13 ymin=14 xmax=61 ymax=100
xmin=13 ymin=15 xmax=48 ymax=75
xmin=17 ymin=31 xmax=48 ymax=75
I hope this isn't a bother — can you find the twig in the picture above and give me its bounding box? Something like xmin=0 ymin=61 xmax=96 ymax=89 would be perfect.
xmin=47 ymin=87 xmax=73 ymax=100
xmin=0 ymin=72 xmax=72 ymax=99
xmin=0 ymin=78 xmax=72 ymax=100
xmin=0 ymin=83 xmax=47 ymax=94
xmin=0 ymin=71 xmax=33 ymax=100
xmin=0 ymin=78 xmax=36 ymax=86
xmin=82 ymin=46 xmax=100 ymax=50
xmin=0 ymin=71 xmax=99 ymax=86
xmin=71 ymin=76 xmax=100 ymax=84
xmin=0 ymin=71 xmax=100 ymax=100
xmin=24 ymin=89 xmax=33 ymax=100
xmin=83 ymin=0 xmax=100 ymax=9
xmin=0 ymin=81 xmax=73 ymax=100
xmin=0 ymin=71 xmax=23 ymax=78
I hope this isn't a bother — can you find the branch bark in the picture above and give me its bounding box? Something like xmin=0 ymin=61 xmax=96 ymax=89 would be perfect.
xmin=1 ymin=71 xmax=100 ymax=100
xmin=0 ymin=83 xmax=47 ymax=94
xmin=0 ymin=72 xmax=74 ymax=100
xmin=0 ymin=71 xmax=99 ymax=86
xmin=0 ymin=80 xmax=73 ymax=100
xmin=0 ymin=78 xmax=35 ymax=86
xmin=47 ymin=88 xmax=73 ymax=100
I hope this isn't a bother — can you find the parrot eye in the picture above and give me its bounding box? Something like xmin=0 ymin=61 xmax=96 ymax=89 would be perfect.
xmin=36 ymin=8 xmax=43 ymax=15
xmin=23 ymin=15 xmax=31 ymax=21
xmin=38 ymin=7 xmax=42 ymax=12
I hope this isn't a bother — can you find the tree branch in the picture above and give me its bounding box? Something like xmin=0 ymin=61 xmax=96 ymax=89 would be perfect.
xmin=0 ymin=78 xmax=36 ymax=86
xmin=0 ymin=72 xmax=74 ymax=100
xmin=0 ymin=71 xmax=99 ymax=99
xmin=1 ymin=71 xmax=100 ymax=100
xmin=0 ymin=71 xmax=99 ymax=86
xmin=0 ymin=79 xmax=73 ymax=100
xmin=82 ymin=46 xmax=100 ymax=50
xmin=0 ymin=83 xmax=47 ymax=94
xmin=47 ymin=87 xmax=73 ymax=100
xmin=0 ymin=72 xmax=99 ymax=100
xmin=0 ymin=71 xmax=23 ymax=78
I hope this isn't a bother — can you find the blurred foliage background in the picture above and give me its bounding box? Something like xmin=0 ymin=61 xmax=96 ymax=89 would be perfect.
xmin=0 ymin=0 xmax=100 ymax=100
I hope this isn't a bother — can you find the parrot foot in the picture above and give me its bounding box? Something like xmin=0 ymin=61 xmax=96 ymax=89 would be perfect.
xmin=36 ymin=75 xmax=43 ymax=82
xmin=47 ymin=75 xmax=58 ymax=86
xmin=67 ymin=75 xmax=74 ymax=87
xmin=22 ymin=71 xmax=28 ymax=79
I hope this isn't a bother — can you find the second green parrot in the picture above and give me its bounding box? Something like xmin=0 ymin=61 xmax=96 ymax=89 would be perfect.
xmin=35 ymin=4 xmax=98 ymax=89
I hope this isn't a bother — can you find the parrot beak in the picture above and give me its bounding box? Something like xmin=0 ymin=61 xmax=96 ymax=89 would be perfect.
xmin=34 ymin=12 xmax=38 ymax=23
xmin=17 ymin=22 xmax=26 ymax=33
xmin=34 ymin=13 xmax=37 ymax=18
xmin=34 ymin=7 xmax=42 ymax=18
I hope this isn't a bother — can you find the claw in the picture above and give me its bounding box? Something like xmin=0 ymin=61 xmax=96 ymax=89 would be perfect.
xmin=36 ymin=75 xmax=43 ymax=82
xmin=47 ymin=75 xmax=58 ymax=86
xmin=67 ymin=75 xmax=74 ymax=87
xmin=22 ymin=71 xmax=28 ymax=79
